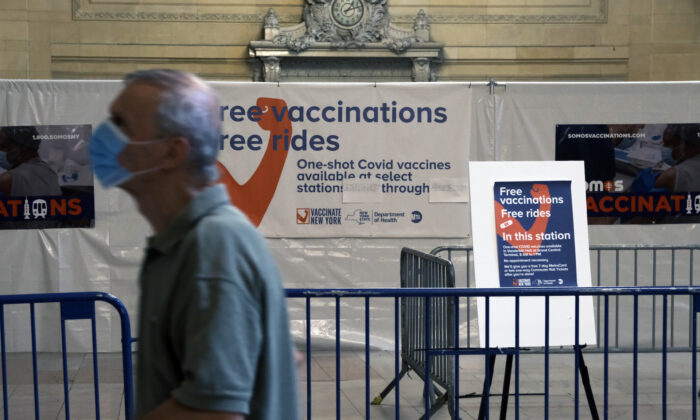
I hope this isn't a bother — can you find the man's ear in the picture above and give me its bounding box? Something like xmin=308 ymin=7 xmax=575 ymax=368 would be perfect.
xmin=161 ymin=136 xmax=190 ymax=169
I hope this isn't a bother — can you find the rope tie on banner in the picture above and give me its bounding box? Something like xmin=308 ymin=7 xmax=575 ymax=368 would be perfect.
xmin=488 ymin=78 xmax=506 ymax=94
xmin=488 ymin=78 xmax=497 ymax=95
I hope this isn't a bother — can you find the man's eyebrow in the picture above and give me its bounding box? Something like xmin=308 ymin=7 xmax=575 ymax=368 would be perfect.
xmin=109 ymin=109 xmax=127 ymax=133
xmin=111 ymin=113 xmax=124 ymax=126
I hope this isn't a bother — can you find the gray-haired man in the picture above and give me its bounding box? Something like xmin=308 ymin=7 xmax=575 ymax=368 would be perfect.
xmin=89 ymin=69 xmax=300 ymax=420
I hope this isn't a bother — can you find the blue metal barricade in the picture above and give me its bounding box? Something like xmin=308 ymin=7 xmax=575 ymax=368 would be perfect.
xmin=4 ymin=273 xmax=695 ymax=419
xmin=432 ymin=245 xmax=700 ymax=352
xmin=371 ymin=248 xmax=456 ymax=419
xmin=0 ymin=292 xmax=133 ymax=420
xmin=287 ymin=286 xmax=700 ymax=420
xmin=430 ymin=245 xmax=700 ymax=290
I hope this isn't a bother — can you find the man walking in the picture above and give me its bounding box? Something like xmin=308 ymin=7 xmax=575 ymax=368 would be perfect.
xmin=89 ymin=69 xmax=300 ymax=420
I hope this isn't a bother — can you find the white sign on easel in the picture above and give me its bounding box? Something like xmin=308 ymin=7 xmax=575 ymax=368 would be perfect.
xmin=469 ymin=161 xmax=596 ymax=348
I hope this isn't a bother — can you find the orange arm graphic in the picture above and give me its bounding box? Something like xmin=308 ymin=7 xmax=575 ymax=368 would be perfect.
xmin=217 ymin=97 xmax=292 ymax=226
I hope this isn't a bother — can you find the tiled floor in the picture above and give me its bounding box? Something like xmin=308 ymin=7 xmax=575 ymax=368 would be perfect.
xmin=0 ymin=352 xmax=127 ymax=420
xmin=0 ymin=350 xmax=696 ymax=419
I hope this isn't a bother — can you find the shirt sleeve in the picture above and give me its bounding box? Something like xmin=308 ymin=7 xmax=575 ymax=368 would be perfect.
xmin=171 ymin=274 xmax=263 ymax=414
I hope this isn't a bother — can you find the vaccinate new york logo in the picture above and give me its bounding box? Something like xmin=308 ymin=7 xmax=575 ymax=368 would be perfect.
xmin=296 ymin=208 xmax=342 ymax=225
xmin=296 ymin=208 xmax=310 ymax=224
xmin=215 ymin=97 xmax=291 ymax=227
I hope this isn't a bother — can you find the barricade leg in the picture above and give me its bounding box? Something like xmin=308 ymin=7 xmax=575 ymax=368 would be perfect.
xmin=693 ymin=295 xmax=700 ymax=419
xmin=499 ymin=354 xmax=513 ymax=420
xmin=371 ymin=362 xmax=409 ymax=405
xmin=576 ymin=346 xmax=599 ymax=420
xmin=420 ymin=383 xmax=449 ymax=420
xmin=478 ymin=354 xmax=497 ymax=420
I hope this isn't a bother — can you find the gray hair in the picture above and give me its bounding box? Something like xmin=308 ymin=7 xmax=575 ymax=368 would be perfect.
xmin=123 ymin=69 xmax=221 ymax=183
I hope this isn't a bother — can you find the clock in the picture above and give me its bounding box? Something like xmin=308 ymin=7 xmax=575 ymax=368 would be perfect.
xmin=330 ymin=0 xmax=365 ymax=28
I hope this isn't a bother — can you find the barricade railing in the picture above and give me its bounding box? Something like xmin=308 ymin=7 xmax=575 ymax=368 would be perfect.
xmin=0 ymin=292 xmax=134 ymax=420
xmin=376 ymin=248 xmax=456 ymax=419
xmin=431 ymin=244 xmax=700 ymax=352
xmin=287 ymin=286 xmax=700 ymax=420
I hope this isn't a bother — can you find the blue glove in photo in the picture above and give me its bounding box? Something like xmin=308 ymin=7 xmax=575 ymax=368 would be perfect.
xmin=630 ymin=168 xmax=666 ymax=193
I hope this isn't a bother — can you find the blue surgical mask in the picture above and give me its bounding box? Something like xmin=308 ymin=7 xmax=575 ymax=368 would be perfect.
xmin=89 ymin=120 xmax=164 ymax=188
xmin=0 ymin=151 xmax=12 ymax=170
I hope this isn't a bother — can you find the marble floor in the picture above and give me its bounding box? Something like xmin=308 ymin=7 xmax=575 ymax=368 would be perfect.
xmin=0 ymin=350 xmax=696 ymax=419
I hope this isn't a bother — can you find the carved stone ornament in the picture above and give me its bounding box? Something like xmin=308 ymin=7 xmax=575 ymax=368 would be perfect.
xmin=249 ymin=3 xmax=443 ymax=82
xmin=267 ymin=1 xmax=429 ymax=54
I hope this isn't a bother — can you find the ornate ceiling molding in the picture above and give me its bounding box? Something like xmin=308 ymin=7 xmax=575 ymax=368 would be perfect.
xmin=73 ymin=0 xmax=607 ymax=24
xmin=72 ymin=0 xmax=266 ymax=22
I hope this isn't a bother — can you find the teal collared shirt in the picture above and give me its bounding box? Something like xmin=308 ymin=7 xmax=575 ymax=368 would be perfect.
xmin=136 ymin=184 xmax=300 ymax=419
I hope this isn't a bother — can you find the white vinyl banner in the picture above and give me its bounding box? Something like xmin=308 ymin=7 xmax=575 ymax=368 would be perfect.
xmin=213 ymin=83 xmax=471 ymax=237
xmin=1 ymin=80 xmax=698 ymax=353
xmin=497 ymin=82 xmax=700 ymax=246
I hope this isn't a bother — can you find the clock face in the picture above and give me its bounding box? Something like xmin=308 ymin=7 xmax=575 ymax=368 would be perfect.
xmin=331 ymin=0 xmax=365 ymax=28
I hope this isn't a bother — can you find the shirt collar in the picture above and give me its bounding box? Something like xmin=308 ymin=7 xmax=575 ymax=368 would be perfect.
xmin=146 ymin=184 xmax=230 ymax=255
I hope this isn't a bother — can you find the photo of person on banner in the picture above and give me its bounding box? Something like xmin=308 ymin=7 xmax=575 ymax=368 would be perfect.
xmin=653 ymin=124 xmax=700 ymax=193
xmin=0 ymin=126 xmax=61 ymax=197
xmin=556 ymin=123 xmax=700 ymax=223
xmin=629 ymin=124 xmax=700 ymax=223
xmin=0 ymin=125 xmax=96 ymax=229
xmin=0 ymin=126 xmax=65 ymax=229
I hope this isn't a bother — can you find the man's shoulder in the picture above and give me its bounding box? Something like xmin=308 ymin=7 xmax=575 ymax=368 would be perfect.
xmin=185 ymin=203 xmax=282 ymax=299
xmin=187 ymin=203 xmax=272 ymax=265
xmin=197 ymin=204 xmax=261 ymax=242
